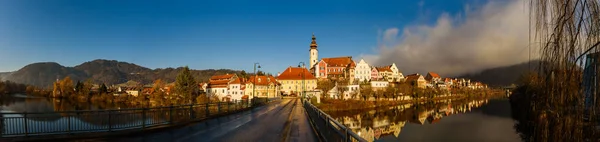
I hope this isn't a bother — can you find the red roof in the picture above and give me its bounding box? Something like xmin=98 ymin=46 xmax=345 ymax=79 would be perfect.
xmin=427 ymin=72 xmax=441 ymax=78
xmin=208 ymin=80 xmax=230 ymax=88
xmin=322 ymin=56 xmax=353 ymax=67
xmin=210 ymin=74 xmax=235 ymax=80
xmin=405 ymin=74 xmax=423 ymax=82
xmin=277 ymin=67 xmax=316 ymax=80
xmin=376 ymin=65 xmax=393 ymax=72
xmin=247 ymin=75 xmax=278 ymax=85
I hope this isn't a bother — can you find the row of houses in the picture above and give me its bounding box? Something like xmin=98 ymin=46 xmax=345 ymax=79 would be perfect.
xmin=203 ymin=66 xmax=319 ymax=101
xmin=307 ymin=34 xmax=404 ymax=83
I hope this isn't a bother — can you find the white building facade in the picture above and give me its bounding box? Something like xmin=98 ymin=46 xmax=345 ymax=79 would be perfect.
xmin=354 ymin=59 xmax=372 ymax=82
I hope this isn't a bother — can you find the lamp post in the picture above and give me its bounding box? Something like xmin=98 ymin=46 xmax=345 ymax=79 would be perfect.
xmin=253 ymin=63 xmax=261 ymax=105
xmin=298 ymin=62 xmax=306 ymax=100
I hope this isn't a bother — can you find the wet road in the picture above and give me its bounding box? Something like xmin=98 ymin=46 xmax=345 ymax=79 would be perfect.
xmin=95 ymin=98 xmax=318 ymax=142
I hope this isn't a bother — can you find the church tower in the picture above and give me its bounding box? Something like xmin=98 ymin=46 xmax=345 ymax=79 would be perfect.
xmin=309 ymin=33 xmax=318 ymax=69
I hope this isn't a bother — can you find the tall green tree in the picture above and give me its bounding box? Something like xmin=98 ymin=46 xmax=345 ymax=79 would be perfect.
xmin=256 ymin=71 xmax=265 ymax=76
xmin=240 ymin=70 xmax=248 ymax=79
xmin=175 ymin=66 xmax=198 ymax=104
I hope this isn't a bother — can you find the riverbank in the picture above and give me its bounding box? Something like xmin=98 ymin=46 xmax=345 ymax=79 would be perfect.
xmin=315 ymin=93 xmax=506 ymax=112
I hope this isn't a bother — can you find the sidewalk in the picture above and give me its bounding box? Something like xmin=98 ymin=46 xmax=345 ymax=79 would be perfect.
xmin=285 ymin=99 xmax=319 ymax=142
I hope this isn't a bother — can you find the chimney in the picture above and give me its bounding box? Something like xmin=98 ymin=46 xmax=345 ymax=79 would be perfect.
xmin=277 ymin=72 xmax=281 ymax=76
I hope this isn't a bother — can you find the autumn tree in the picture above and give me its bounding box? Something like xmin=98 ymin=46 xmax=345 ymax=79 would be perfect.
xmin=360 ymin=85 xmax=372 ymax=101
xmin=385 ymin=85 xmax=397 ymax=100
xmin=175 ymin=66 xmax=198 ymax=104
xmin=53 ymin=76 xmax=74 ymax=98
xmin=317 ymin=80 xmax=335 ymax=95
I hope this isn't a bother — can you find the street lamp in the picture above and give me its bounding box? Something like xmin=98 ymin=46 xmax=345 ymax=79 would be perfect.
xmin=253 ymin=63 xmax=261 ymax=104
xmin=298 ymin=62 xmax=306 ymax=100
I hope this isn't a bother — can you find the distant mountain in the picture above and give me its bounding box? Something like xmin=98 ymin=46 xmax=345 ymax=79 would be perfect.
xmin=0 ymin=72 xmax=12 ymax=81
xmin=455 ymin=60 xmax=541 ymax=87
xmin=4 ymin=59 xmax=241 ymax=88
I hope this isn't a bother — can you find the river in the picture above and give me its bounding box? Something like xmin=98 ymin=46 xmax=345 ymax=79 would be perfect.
xmin=325 ymin=99 xmax=521 ymax=142
xmin=0 ymin=94 xmax=166 ymax=137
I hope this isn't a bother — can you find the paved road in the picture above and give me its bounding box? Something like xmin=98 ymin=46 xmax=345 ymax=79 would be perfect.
xmin=92 ymin=98 xmax=318 ymax=142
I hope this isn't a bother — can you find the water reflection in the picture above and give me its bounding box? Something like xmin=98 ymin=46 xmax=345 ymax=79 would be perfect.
xmin=0 ymin=94 xmax=169 ymax=136
xmin=327 ymin=99 xmax=521 ymax=142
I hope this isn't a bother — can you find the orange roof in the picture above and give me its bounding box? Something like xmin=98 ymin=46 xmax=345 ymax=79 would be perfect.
xmin=322 ymin=56 xmax=353 ymax=67
xmin=427 ymin=72 xmax=441 ymax=78
xmin=208 ymin=80 xmax=230 ymax=88
xmin=347 ymin=61 xmax=356 ymax=68
xmin=277 ymin=67 xmax=316 ymax=80
xmin=247 ymin=75 xmax=278 ymax=85
xmin=210 ymin=74 xmax=235 ymax=80
xmin=231 ymin=78 xmax=246 ymax=84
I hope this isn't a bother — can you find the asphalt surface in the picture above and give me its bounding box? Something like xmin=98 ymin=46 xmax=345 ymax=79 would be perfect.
xmin=89 ymin=98 xmax=318 ymax=142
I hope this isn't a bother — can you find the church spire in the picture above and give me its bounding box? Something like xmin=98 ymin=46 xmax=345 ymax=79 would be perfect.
xmin=310 ymin=33 xmax=318 ymax=49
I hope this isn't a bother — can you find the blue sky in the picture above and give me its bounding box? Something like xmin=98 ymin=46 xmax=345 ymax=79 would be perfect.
xmin=0 ymin=0 xmax=482 ymax=74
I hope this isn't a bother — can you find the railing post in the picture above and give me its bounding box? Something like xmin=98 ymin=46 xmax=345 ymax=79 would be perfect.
xmin=23 ymin=112 xmax=28 ymax=136
xmin=189 ymin=104 xmax=194 ymax=119
xmin=108 ymin=110 xmax=112 ymax=132
xmin=217 ymin=102 xmax=221 ymax=114
xmin=169 ymin=105 xmax=174 ymax=124
xmin=345 ymin=128 xmax=350 ymax=142
xmin=227 ymin=102 xmax=230 ymax=113
xmin=205 ymin=103 xmax=210 ymax=117
xmin=142 ymin=108 xmax=146 ymax=129
xmin=67 ymin=113 xmax=71 ymax=134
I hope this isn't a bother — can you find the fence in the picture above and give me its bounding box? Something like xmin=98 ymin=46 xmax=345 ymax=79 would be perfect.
xmin=303 ymin=100 xmax=367 ymax=142
xmin=0 ymin=98 xmax=274 ymax=138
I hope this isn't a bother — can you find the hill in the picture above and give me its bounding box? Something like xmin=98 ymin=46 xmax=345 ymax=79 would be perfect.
xmin=455 ymin=60 xmax=541 ymax=87
xmin=4 ymin=59 xmax=241 ymax=88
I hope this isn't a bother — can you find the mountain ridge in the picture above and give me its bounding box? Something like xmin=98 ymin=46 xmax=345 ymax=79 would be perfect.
xmin=4 ymin=59 xmax=241 ymax=88
xmin=455 ymin=60 xmax=541 ymax=87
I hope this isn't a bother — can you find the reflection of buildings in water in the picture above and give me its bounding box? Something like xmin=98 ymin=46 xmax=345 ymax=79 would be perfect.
xmin=342 ymin=115 xmax=362 ymax=129
xmin=355 ymin=121 xmax=406 ymax=142
xmin=340 ymin=99 xmax=493 ymax=142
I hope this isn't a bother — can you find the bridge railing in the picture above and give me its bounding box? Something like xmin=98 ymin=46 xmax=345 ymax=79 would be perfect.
xmin=0 ymin=98 xmax=270 ymax=138
xmin=303 ymin=100 xmax=367 ymax=142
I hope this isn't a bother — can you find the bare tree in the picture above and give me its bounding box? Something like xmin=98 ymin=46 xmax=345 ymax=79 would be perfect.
xmin=527 ymin=0 xmax=600 ymax=141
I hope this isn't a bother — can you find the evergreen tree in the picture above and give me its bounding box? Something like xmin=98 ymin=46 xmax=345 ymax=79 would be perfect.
xmin=75 ymin=81 xmax=83 ymax=93
xmin=256 ymin=71 xmax=265 ymax=76
xmin=99 ymin=83 xmax=108 ymax=94
xmin=240 ymin=70 xmax=247 ymax=79
xmin=175 ymin=66 xmax=198 ymax=104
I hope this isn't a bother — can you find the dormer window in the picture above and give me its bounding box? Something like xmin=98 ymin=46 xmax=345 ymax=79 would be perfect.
xmin=258 ymin=78 xmax=262 ymax=82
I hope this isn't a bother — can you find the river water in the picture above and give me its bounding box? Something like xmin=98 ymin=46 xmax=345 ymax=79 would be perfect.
xmin=1 ymin=95 xmax=523 ymax=141
xmin=0 ymin=94 xmax=162 ymax=136
xmin=326 ymin=99 xmax=522 ymax=142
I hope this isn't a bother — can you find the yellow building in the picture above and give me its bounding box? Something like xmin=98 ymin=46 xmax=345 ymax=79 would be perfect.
xmin=277 ymin=67 xmax=317 ymax=96
xmin=245 ymin=75 xmax=280 ymax=98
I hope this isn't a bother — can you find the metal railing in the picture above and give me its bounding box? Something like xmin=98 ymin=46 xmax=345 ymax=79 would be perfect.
xmin=0 ymin=98 xmax=275 ymax=138
xmin=303 ymin=100 xmax=367 ymax=142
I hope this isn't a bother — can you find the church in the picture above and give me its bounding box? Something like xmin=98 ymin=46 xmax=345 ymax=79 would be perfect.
xmin=307 ymin=34 xmax=357 ymax=82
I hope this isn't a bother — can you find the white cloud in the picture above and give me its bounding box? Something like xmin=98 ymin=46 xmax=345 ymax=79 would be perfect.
xmin=383 ymin=28 xmax=399 ymax=43
xmin=363 ymin=0 xmax=535 ymax=77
